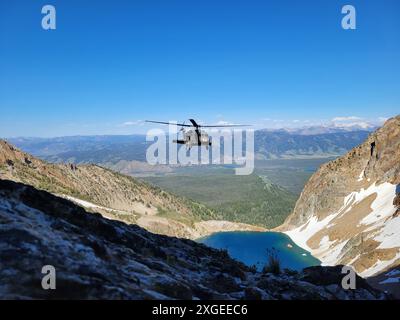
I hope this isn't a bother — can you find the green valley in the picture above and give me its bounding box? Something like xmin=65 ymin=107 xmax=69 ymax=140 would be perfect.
xmin=144 ymin=173 xmax=297 ymax=229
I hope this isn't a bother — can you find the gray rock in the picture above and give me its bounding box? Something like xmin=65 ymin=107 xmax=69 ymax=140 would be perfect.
xmin=0 ymin=180 xmax=390 ymax=300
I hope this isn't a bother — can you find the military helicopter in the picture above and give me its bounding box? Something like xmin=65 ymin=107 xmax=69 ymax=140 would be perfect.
xmin=145 ymin=119 xmax=249 ymax=149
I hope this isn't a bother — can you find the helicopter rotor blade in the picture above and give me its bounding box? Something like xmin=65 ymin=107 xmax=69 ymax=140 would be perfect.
xmin=146 ymin=120 xmax=251 ymax=128
xmin=199 ymin=124 xmax=252 ymax=128
xmin=145 ymin=120 xmax=192 ymax=127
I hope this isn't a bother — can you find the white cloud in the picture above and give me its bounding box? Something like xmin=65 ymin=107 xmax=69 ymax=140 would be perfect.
xmin=329 ymin=115 xmax=393 ymax=130
xmin=331 ymin=116 xmax=362 ymax=122
xmin=120 ymin=120 xmax=144 ymax=127
xmin=331 ymin=116 xmax=370 ymax=129
xmin=334 ymin=121 xmax=373 ymax=129
xmin=378 ymin=117 xmax=388 ymax=124
xmin=252 ymin=114 xmax=391 ymax=132
xmin=216 ymin=120 xmax=235 ymax=125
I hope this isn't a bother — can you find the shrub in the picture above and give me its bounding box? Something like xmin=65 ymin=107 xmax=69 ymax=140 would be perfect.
xmin=249 ymin=264 xmax=258 ymax=273
xmin=263 ymin=248 xmax=281 ymax=275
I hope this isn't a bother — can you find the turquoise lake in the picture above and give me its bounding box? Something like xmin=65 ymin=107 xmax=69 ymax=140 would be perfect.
xmin=198 ymin=231 xmax=320 ymax=271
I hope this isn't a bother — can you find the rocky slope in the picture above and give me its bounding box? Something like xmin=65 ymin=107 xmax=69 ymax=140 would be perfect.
xmin=0 ymin=179 xmax=388 ymax=299
xmin=0 ymin=140 xmax=263 ymax=239
xmin=280 ymin=116 xmax=400 ymax=291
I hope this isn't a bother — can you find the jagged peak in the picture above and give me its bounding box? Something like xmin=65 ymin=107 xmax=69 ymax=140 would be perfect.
xmin=280 ymin=114 xmax=400 ymax=288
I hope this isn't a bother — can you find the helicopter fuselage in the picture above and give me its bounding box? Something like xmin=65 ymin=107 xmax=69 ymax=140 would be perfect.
xmin=173 ymin=129 xmax=211 ymax=148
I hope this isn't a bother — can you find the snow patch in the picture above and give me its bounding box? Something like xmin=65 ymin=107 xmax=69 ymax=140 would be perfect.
xmin=357 ymin=169 xmax=364 ymax=182
xmin=286 ymin=182 xmax=399 ymax=277
xmin=285 ymin=214 xmax=338 ymax=253
xmin=360 ymin=182 xmax=397 ymax=226
xmin=61 ymin=195 xmax=102 ymax=210
xmin=318 ymin=240 xmax=348 ymax=266
xmin=59 ymin=195 xmax=131 ymax=215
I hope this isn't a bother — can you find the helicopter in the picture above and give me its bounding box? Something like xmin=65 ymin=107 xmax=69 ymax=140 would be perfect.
xmin=145 ymin=119 xmax=249 ymax=149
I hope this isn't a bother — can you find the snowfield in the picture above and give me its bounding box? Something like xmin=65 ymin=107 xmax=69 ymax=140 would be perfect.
xmin=285 ymin=182 xmax=400 ymax=277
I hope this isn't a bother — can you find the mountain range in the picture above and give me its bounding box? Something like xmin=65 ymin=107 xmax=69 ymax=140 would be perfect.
xmin=6 ymin=127 xmax=371 ymax=166
xmin=254 ymin=130 xmax=370 ymax=160
xmin=279 ymin=115 xmax=400 ymax=297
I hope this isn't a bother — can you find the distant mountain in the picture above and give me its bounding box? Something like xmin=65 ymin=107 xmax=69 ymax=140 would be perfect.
xmin=0 ymin=140 xmax=263 ymax=238
xmin=276 ymin=124 xmax=377 ymax=135
xmin=7 ymin=135 xmax=149 ymax=163
xmin=0 ymin=179 xmax=388 ymax=299
xmin=254 ymin=130 xmax=370 ymax=159
xmin=7 ymin=128 xmax=371 ymax=165
xmin=279 ymin=115 xmax=400 ymax=297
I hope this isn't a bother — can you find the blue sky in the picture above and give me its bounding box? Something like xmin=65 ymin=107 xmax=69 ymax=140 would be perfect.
xmin=0 ymin=0 xmax=399 ymax=137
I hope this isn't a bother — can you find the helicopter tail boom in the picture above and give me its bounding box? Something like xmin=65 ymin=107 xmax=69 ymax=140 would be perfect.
xmin=172 ymin=139 xmax=186 ymax=144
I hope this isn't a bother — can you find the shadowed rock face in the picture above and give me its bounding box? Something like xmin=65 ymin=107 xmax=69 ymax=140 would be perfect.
xmin=393 ymin=192 xmax=400 ymax=218
xmin=0 ymin=180 xmax=388 ymax=300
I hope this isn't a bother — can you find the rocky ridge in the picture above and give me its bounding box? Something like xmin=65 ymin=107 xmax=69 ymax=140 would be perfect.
xmin=279 ymin=116 xmax=400 ymax=293
xmin=0 ymin=179 xmax=388 ymax=300
xmin=0 ymin=139 xmax=263 ymax=239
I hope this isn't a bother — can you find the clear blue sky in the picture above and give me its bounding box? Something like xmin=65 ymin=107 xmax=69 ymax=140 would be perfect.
xmin=0 ymin=0 xmax=399 ymax=137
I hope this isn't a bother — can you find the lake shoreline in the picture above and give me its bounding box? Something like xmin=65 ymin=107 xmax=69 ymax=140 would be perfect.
xmin=197 ymin=230 xmax=321 ymax=271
